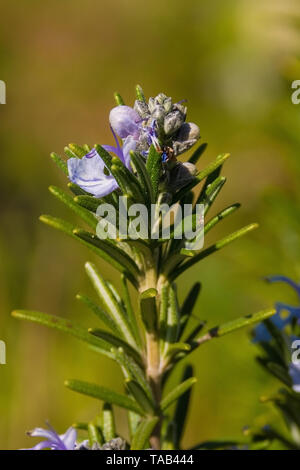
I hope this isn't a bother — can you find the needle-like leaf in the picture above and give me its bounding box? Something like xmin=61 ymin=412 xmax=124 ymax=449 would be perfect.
xmin=65 ymin=379 xmax=145 ymax=415
xmin=11 ymin=310 xmax=114 ymax=359
xmin=49 ymin=185 xmax=98 ymax=230
xmin=130 ymin=417 xmax=159 ymax=450
xmin=102 ymin=403 xmax=116 ymax=442
xmin=161 ymin=378 xmax=197 ymax=411
xmin=85 ymin=262 xmax=137 ymax=348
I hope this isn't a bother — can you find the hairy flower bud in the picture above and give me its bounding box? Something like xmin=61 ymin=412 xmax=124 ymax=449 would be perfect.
xmin=164 ymin=110 xmax=185 ymax=136
xmin=155 ymin=93 xmax=168 ymax=105
xmin=101 ymin=438 xmax=126 ymax=450
xmin=172 ymin=122 xmax=200 ymax=155
xmin=152 ymin=105 xmax=166 ymax=124
xmin=163 ymin=97 xmax=173 ymax=113
xmin=148 ymin=97 xmax=157 ymax=114
xmin=177 ymin=122 xmax=200 ymax=141
xmin=168 ymin=161 xmax=197 ymax=191
xmin=134 ymin=100 xmax=150 ymax=119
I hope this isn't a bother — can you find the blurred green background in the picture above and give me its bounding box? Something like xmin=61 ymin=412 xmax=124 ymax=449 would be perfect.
xmin=1 ymin=0 xmax=300 ymax=449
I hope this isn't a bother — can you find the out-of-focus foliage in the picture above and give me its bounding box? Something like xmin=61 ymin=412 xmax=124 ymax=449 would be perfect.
xmin=0 ymin=0 xmax=300 ymax=449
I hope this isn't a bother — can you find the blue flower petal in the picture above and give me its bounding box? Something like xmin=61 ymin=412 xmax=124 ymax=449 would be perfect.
xmin=68 ymin=151 xmax=118 ymax=198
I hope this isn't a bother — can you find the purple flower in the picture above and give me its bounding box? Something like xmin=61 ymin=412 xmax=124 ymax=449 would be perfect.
xmin=109 ymin=106 xmax=161 ymax=156
xmin=67 ymin=131 xmax=136 ymax=198
xmin=24 ymin=423 xmax=77 ymax=450
xmin=109 ymin=105 xmax=142 ymax=139
xmin=289 ymin=361 xmax=300 ymax=393
xmin=253 ymin=276 xmax=300 ymax=343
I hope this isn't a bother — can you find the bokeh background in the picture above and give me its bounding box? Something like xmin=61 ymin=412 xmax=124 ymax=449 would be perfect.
xmin=1 ymin=0 xmax=300 ymax=449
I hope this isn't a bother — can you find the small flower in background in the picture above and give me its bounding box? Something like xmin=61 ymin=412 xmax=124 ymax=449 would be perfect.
xmin=252 ymin=276 xmax=300 ymax=343
xmin=24 ymin=423 xmax=77 ymax=450
xmin=289 ymin=361 xmax=300 ymax=393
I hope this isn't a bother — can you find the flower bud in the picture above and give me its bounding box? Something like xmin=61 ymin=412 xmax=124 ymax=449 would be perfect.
xmin=134 ymin=100 xmax=150 ymax=119
xmin=155 ymin=93 xmax=168 ymax=105
xmin=172 ymin=122 xmax=200 ymax=155
xmin=176 ymin=122 xmax=200 ymax=142
xmin=152 ymin=105 xmax=166 ymax=124
xmin=163 ymin=97 xmax=173 ymax=113
xmin=164 ymin=110 xmax=185 ymax=136
xmin=148 ymin=97 xmax=156 ymax=114
xmin=168 ymin=161 xmax=197 ymax=191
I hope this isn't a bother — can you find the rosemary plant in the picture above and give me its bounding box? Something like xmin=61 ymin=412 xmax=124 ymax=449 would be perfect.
xmin=245 ymin=276 xmax=300 ymax=450
xmin=12 ymin=86 xmax=275 ymax=450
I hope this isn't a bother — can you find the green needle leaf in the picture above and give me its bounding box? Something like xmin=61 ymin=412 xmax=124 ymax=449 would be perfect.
xmin=114 ymin=92 xmax=125 ymax=106
xmin=173 ymin=365 xmax=194 ymax=448
xmin=146 ymin=145 xmax=162 ymax=202
xmin=164 ymin=342 xmax=191 ymax=363
xmin=131 ymin=417 xmax=159 ymax=450
xmin=50 ymin=152 xmax=68 ymax=175
xmin=194 ymin=308 xmax=276 ymax=347
xmin=74 ymin=195 xmax=101 ymax=213
xmin=171 ymin=223 xmax=259 ymax=280
xmin=125 ymin=379 xmax=155 ymax=415
xmin=130 ymin=151 xmax=154 ymax=204
xmin=201 ymin=176 xmax=226 ymax=214
xmin=11 ymin=310 xmax=114 ymax=359
xmin=85 ymin=262 xmax=137 ymax=348
xmin=161 ymin=377 xmax=197 ymax=412
xmin=67 ymin=182 xmax=89 ymax=196
xmin=181 ymin=282 xmax=201 ymax=317
xmin=76 ymin=293 xmax=120 ymax=335
xmin=40 ymin=215 xmax=136 ymax=284
xmin=65 ymin=379 xmax=145 ymax=415
xmin=139 ymin=288 xmax=157 ymax=332
xmin=162 ymin=284 xmax=180 ymax=357
xmin=128 ymin=412 xmax=141 ymax=440
xmin=188 ymin=143 xmax=207 ymax=164
xmin=102 ymin=403 xmax=116 ymax=442
xmin=49 ymin=185 xmax=98 ymax=230
xmin=135 ymin=84 xmax=146 ymax=102
xmin=68 ymin=143 xmax=87 ymax=158
xmin=204 ymin=203 xmax=241 ymax=235
xmin=121 ymin=274 xmax=142 ymax=348
xmin=88 ymin=423 xmax=103 ymax=447
xmin=89 ymin=329 xmax=142 ymax=365
xmin=94 ymin=144 xmax=113 ymax=170
xmin=113 ymin=347 xmax=153 ymax=402
xmin=74 ymin=229 xmax=140 ymax=279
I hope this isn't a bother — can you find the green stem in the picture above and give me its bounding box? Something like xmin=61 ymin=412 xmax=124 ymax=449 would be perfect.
xmin=140 ymin=251 xmax=162 ymax=449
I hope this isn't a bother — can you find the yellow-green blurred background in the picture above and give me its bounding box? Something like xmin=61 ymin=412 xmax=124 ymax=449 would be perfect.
xmin=1 ymin=0 xmax=300 ymax=449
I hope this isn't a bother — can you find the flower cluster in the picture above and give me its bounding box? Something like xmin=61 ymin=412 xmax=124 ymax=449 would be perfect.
xmin=132 ymin=92 xmax=200 ymax=158
xmin=68 ymin=89 xmax=200 ymax=199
